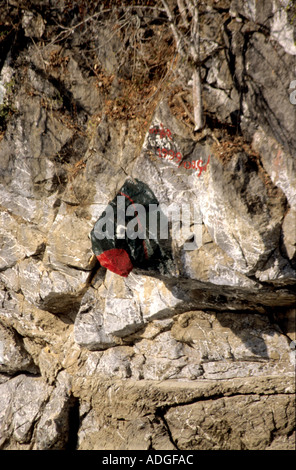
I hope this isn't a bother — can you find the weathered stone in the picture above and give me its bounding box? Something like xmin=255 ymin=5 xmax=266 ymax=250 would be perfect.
xmin=44 ymin=202 xmax=94 ymax=272
xmin=18 ymin=258 xmax=89 ymax=314
xmin=0 ymin=0 xmax=295 ymax=451
xmin=230 ymin=0 xmax=296 ymax=55
xmin=194 ymin=151 xmax=287 ymax=275
xmin=182 ymin=225 xmax=261 ymax=288
xmin=0 ymin=375 xmax=52 ymax=447
xmin=74 ymin=376 xmax=295 ymax=450
xmin=74 ymin=266 xmax=296 ymax=350
xmin=169 ymin=311 xmax=295 ymax=379
xmin=0 ymin=95 xmax=73 ymax=230
xmin=132 ymin=331 xmax=201 ymax=381
xmin=0 ymin=62 xmax=14 ymax=105
xmin=126 ymin=274 xmax=180 ymax=322
xmin=74 ymin=286 xmax=118 ymax=350
xmin=95 ymin=346 xmax=135 ymax=379
xmin=0 ymin=210 xmax=45 ymax=271
xmin=35 ymin=371 xmax=73 ymax=450
xmin=240 ymin=31 xmax=295 ymax=155
xmin=252 ymin=129 xmax=296 ymax=209
xmin=165 ymin=393 xmax=295 ymax=450
xmin=62 ymin=57 xmax=102 ymax=115
xmin=203 ymin=84 xmax=239 ymax=123
xmin=75 ymin=309 xmax=295 ymax=382
xmin=0 ymin=323 xmax=37 ymax=374
xmin=78 ymin=407 xmax=174 ymax=450
xmin=0 ymin=281 xmax=74 ymax=352
xmin=205 ymin=53 xmax=233 ymax=91
xmin=255 ymin=249 xmax=296 ymax=285
xmin=103 ymin=271 xmax=144 ymax=336
xmin=282 ymin=208 xmax=296 ymax=262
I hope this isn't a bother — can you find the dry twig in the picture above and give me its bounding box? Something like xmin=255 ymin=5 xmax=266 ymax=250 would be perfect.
xmin=161 ymin=0 xmax=204 ymax=131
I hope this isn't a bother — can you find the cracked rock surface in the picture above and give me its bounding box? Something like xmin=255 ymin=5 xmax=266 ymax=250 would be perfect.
xmin=0 ymin=0 xmax=295 ymax=450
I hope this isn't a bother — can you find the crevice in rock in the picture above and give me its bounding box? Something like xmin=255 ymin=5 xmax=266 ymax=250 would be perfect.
xmin=30 ymin=242 xmax=47 ymax=262
xmin=0 ymin=29 xmax=15 ymax=74
xmin=85 ymin=257 xmax=103 ymax=285
xmin=155 ymin=407 xmax=179 ymax=450
xmin=65 ymin=396 xmax=80 ymax=450
xmin=65 ymin=263 xmax=93 ymax=273
xmin=0 ymin=370 xmax=41 ymax=382
xmin=1 ymin=25 xmax=30 ymax=74
xmin=223 ymin=18 xmax=245 ymax=135
xmin=156 ymin=389 xmax=295 ymax=418
xmin=266 ymin=307 xmax=296 ymax=345
xmin=204 ymin=111 xmax=239 ymax=136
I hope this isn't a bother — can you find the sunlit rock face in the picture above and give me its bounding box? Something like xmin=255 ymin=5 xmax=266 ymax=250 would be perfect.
xmin=0 ymin=0 xmax=295 ymax=450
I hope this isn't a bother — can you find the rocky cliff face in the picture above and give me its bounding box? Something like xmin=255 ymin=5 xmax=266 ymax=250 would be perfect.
xmin=0 ymin=0 xmax=295 ymax=450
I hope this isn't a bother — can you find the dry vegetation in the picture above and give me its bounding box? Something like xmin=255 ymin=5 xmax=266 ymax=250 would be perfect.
xmin=0 ymin=1 xmax=226 ymax=135
xmin=0 ymin=0 xmax=258 ymax=160
xmin=53 ymin=1 xmax=179 ymax=138
xmin=212 ymin=136 xmax=260 ymax=164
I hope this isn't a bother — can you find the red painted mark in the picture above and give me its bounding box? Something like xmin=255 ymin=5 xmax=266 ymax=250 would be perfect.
xmin=149 ymin=122 xmax=172 ymax=140
xmin=149 ymin=123 xmax=210 ymax=176
xmin=156 ymin=148 xmax=210 ymax=177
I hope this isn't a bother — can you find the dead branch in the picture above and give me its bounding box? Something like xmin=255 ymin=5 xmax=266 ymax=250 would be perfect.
xmin=161 ymin=0 xmax=204 ymax=131
xmin=161 ymin=0 xmax=190 ymax=57
xmin=177 ymin=0 xmax=189 ymax=28
xmin=192 ymin=68 xmax=203 ymax=131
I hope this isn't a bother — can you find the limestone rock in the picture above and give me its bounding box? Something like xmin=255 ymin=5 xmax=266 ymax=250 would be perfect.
xmin=252 ymin=129 xmax=296 ymax=209
xmin=255 ymin=249 xmax=296 ymax=285
xmin=0 ymin=95 xmax=73 ymax=229
xmin=0 ymin=0 xmax=295 ymax=451
xmin=165 ymin=393 xmax=295 ymax=450
xmin=230 ymin=0 xmax=296 ymax=55
xmin=74 ymin=309 xmax=295 ymax=382
xmin=194 ymin=151 xmax=287 ymax=275
xmin=74 ymin=286 xmax=118 ymax=351
xmin=170 ymin=311 xmax=295 ymax=379
xmin=0 ymin=375 xmax=52 ymax=448
xmin=35 ymin=371 xmax=74 ymax=450
xmin=74 ymin=376 xmax=295 ymax=450
xmin=203 ymin=84 xmax=239 ymax=123
xmin=0 ymin=323 xmax=37 ymax=375
xmin=103 ymin=272 xmax=144 ymax=337
xmin=282 ymin=208 xmax=296 ymax=263
xmin=0 ymin=210 xmax=45 ymax=271
xmin=18 ymin=258 xmax=89 ymax=314
xmin=74 ymin=265 xmax=296 ymax=351
xmin=182 ymin=225 xmax=261 ymax=288
xmin=44 ymin=202 xmax=94 ymax=272
xmin=62 ymin=57 xmax=102 ymax=115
